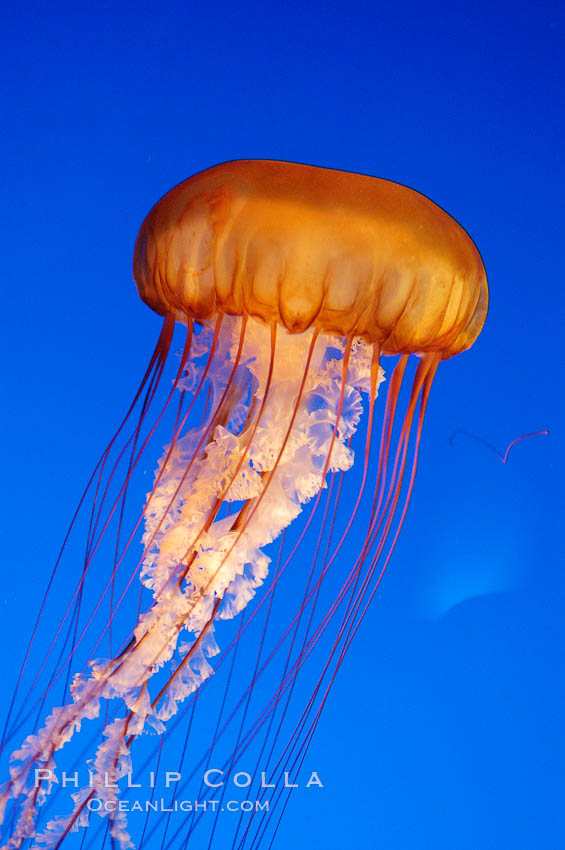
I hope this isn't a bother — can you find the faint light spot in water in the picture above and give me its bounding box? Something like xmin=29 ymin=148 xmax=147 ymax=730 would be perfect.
xmin=417 ymin=539 xmax=526 ymax=619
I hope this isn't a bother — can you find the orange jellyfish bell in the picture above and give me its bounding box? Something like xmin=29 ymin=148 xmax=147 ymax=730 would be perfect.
xmin=1 ymin=161 xmax=487 ymax=849
xmin=133 ymin=159 xmax=487 ymax=357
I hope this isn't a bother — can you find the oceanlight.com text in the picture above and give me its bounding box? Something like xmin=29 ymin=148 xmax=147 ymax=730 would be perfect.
xmin=86 ymin=798 xmax=270 ymax=814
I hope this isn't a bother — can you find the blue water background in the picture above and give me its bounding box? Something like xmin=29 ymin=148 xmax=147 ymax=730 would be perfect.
xmin=1 ymin=1 xmax=563 ymax=848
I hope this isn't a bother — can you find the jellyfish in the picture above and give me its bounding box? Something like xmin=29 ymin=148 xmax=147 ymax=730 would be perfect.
xmin=0 ymin=160 xmax=487 ymax=849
